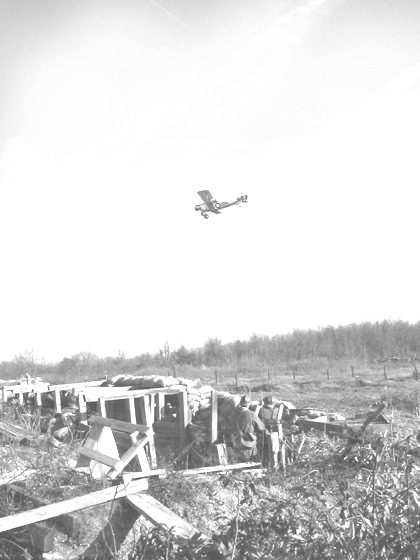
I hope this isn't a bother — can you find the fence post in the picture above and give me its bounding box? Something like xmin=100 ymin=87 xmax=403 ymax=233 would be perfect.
xmin=383 ymin=365 xmax=387 ymax=380
xmin=292 ymin=367 xmax=296 ymax=381
xmin=327 ymin=369 xmax=330 ymax=381
xmin=351 ymin=365 xmax=354 ymax=378
xmin=215 ymin=369 xmax=218 ymax=386
xmin=236 ymin=373 xmax=239 ymax=388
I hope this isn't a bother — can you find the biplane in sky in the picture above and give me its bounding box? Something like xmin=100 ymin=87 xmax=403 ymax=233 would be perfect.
xmin=195 ymin=190 xmax=248 ymax=219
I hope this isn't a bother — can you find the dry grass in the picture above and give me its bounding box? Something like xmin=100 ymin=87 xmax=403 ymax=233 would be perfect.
xmin=1 ymin=359 xmax=420 ymax=558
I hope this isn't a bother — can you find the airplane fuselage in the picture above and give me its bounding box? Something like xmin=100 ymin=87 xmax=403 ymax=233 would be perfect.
xmin=195 ymin=192 xmax=248 ymax=219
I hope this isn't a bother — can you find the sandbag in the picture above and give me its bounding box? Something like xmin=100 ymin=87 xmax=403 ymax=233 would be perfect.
xmin=177 ymin=377 xmax=199 ymax=389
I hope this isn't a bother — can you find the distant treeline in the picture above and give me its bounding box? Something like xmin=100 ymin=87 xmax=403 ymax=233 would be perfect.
xmin=1 ymin=319 xmax=419 ymax=381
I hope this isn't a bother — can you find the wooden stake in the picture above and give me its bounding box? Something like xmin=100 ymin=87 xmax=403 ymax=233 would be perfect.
xmin=351 ymin=365 xmax=354 ymax=378
xmin=384 ymin=365 xmax=387 ymax=379
xmin=210 ymin=389 xmax=218 ymax=444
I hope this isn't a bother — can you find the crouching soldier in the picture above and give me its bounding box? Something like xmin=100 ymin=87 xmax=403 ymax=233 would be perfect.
xmin=232 ymin=396 xmax=266 ymax=461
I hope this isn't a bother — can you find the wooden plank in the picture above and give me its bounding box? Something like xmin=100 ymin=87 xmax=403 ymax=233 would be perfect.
xmin=267 ymin=433 xmax=280 ymax=469
xmin=99 ymin=397 xmax=107 ymax=418
xmin=28 ymin=523 xmax=55 ymax=553
xmin=83 ymin=387 xmax=184 ymax=403
xmin=156 ymin=393 xmax=165 ymax=421
xmin=128 ymin=396 xmax=136 ymax=424
xmin=127 ymin=493 xmax=203 ymax=540
xmin=79 ymin=448 xmax=119 ymax=469
xmin=78 ymin=391 xmax=87 ymax=423
xmin=147 ymin=429 xmax=157 ymax=469
xmin=90 ymin=415 xmax=152 ymax=435
xmin=179 ymin=462 xmax=261 ymax=476
xmin=119 ymin=470 xmax=166 ymax=481
xmin=139 ymin=395 xmax=152 ymax=427
xmin=0 ymin=479 xmax=148 ymax=533
xmin=54 ymin=388 xmax=61 ymax=413
xmin=178 ymin=390 xmax=188 ymax=450
xmin=0 ymin=420 xmax=36 ymax=442
xmin=210 ymin=389 xmax=218 ymax=444
xmin=150 ymin=394 xmax=156 ymax=423
xmin=3 ymin=383 xmax=50 ymax=394
xmin=106 ymin=435 xmax=149 ymax=479
xmin=215 ymin=443 xmax=228 ymax=466
xmin=278 ymin=424 xmax=286 ymax=470
xmin=48 ymin=380 xmax=104 ymax=391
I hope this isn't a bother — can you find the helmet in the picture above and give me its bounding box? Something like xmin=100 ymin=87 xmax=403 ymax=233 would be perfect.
xmin=240 ymin=395 xmax=251 ymax=407
xmin=263 ymin=395 xmax=274 ymax=405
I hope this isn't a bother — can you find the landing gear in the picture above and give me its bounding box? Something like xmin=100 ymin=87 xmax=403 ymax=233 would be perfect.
xmin=201 ymin=212 xmax=209 ymax=219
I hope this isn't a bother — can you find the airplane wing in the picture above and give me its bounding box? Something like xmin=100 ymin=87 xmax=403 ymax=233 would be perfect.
xmin=197 ymin=190 xmax=221 ymax=213
xmin=197 ymin=190 xmax=213 ymax=204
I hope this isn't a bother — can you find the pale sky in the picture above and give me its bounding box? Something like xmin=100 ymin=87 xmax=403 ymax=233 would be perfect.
xmin=1 ymin=0 xmax=420 ymax=363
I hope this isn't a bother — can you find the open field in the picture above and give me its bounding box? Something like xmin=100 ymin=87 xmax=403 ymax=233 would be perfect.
xmin=139 ymin=359 xmax=420 ymax=417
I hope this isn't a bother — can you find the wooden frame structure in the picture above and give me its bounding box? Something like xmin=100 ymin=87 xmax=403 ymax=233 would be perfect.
xmin=82 ymin=386 xmax=191 ymax=449
xmin=77 ymin=416 xmax=157 ymax=479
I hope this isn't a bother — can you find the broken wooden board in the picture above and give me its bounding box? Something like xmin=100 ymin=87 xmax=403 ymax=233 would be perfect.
xmin=6 ymin=484 xmax=83 ymax=537
xmin=127 ymin=493 xmax=205 ymax=541
xmin=0 ymin=478 xmax=148 ymax=533
xmin=0 ymin=420 xmax=38 ymax=443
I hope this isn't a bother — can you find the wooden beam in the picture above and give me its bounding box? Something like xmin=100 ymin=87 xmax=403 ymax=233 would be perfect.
xmin=267 ymin=433 xmax=280 ymax=469
xmin=79 ymin=500 xmax=139 ymax=560
xmin=90 ymin=415 xmax=152 ymax=435
xmin=156 ymin=393 xmax=165 ymax=421
xmin=106 ymin=435 xmax=149 ymax=479
xmin=27 ymin=523 xmax=55 ymax=553
xmin=48 ymin=380 xmax=104 ymax=391
xmin=127 ymin=396 xmax=136 ymax=424
xmin=0 ymin=479 xmax=148 ymax=533
xmin=54 ymin=388 xmax=61 ymax=413
xmin=0 ymin=420 xmax=37 ymax=442
xmin=210 ymin=389 xmax=218 ymax=444
xmin=178 ymin=389 xmax=188 ymax=450
xmin=83 ymin=387 xmax=184 ymax=403
xmin=78 ymin=448 xmax=119 ymax=469
xmin=138 ymin=395 xmax=152 ymax=427
xmin=127 ymin=493 xmax=205 ymax=541
xmin=215 ymin=443 xmax=228 ymax=466
xmin=179 ymin=462 xmax=261 ymax=476
xmin=7 ymin=484 xmax=83 ymax=538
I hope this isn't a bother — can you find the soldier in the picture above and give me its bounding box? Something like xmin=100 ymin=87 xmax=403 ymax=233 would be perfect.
xmin=259 ymin=395 xmax=281 ymax=432
xmin=232 ymin=396 xmax=266 ymax=461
